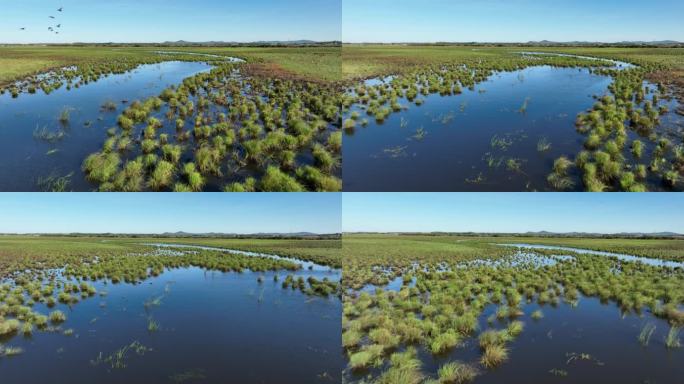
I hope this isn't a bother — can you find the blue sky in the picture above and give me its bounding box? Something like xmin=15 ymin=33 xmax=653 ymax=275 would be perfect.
xmin=0 ymin=193 xmax=341 ymax=234
xmin=343 ymin=0 xmax=684 ymax=43
xmin=343 ymin=193 xmax=684 ymax=233
xmin=2 ymin=0 xmax=341 ymax=43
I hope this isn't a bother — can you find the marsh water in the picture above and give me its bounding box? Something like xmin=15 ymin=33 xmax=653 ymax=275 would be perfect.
xmin=0 ymin=61 xmax=214 ymax=191
xmin=343 ymin=63 xmax=684 ymax=192
xmin=408 ymin=296 xmax=683 ymax=384
xmin=497 ymin=243 xmax=684 ymax=269
xmin=0 ymin=247 xmax=342 ymax=384
xmin=347 ymin=248 xmax=683 ymax=383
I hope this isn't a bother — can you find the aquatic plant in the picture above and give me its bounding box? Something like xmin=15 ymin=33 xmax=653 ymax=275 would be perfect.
xmin=59 ymin=107 xmax=72 ymax=124
xmin=49 ymin=310 xmax=66 ymax=324
xmin=82 ymin=152 xmax=121 ymax=183
xmin=638 ymin=323 xmax=656 ymax=346
xmin=260 ymin=166 xmax=305 ymax=192
xmin=537 ymin=137 xmax=551 ymax=152
xmin=665 ymin=326 xmax=681 ymax=349
xmin=531 ymin=310 xmax=543 ymax=321
xmin=480 ymin=344 xmax=509 ymax=369
xmin=437 ymin=361 xmax=479 ymax=383
xmin=148 ymin=160 xmax=175 ymax=190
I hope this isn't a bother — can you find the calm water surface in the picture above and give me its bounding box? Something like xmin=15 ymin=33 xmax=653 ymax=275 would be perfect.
xmin=0 ymin=61 xmax=213 ymax=191
xmin=0 ymin=250 xmax=341 ymax=384
xmin=344 ymin=64 xmax=683 ymax=191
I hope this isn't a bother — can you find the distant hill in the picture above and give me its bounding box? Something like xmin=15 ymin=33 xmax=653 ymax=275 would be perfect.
xmin=525 ymin=40 xmax=683 ymax=47
xmin=130 ymin=40 xmax=340 ymax=47
xmin=344 ymin=231 xmax=684 ymax=239
xmin=0 ymin=232 xmax=340 ymax=239
xmin=349 ymin=41 xmax=684 ymax=48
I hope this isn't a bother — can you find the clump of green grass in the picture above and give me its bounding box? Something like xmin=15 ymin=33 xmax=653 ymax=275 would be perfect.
xmin=343 ymin=329 xmax=362 ymax=349
xmin=83 ymin=152 xmax=121 ymax=183
xmin=344 ymin=119 xmax=356 ymax=130
xmin=480 ymin=344 xmax=509 ymax=369
xmin=147 ymin=317 xmax=160 ymax=333
xmin=506 ymin=320 xmax=524 ymax=338
xmin=349 ymin=344 xmax=384 ymax=371
xmin=59 ymin=107 xmax=72 ymax=124
xmin=537 ymin=137 xmax=551 ymax=152
xmin=260 ymin=166 xmax=305 ymax=192
xmin=0 ymin=318 xmax=20 ymax=336
xmin=148 ymin=160 xmax=175 ymax=190
xmin=181 ymin=162 xmax=204 ymax=192
xmin=49 ymin=310 xmax=66 ymax=324
xmin=438 ymin=361 xmax=479 ymax=384
xmin=430 ymin=331 xmax=461 ymax=355
xmin=531 ymin=310 xmax=543 ymax=321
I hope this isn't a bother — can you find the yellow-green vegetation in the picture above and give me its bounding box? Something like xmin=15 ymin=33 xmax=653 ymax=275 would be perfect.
xmin=342 ymin=234 xmax=684 ymax=382
xmin=342 ymin=45 xmax=684 ymax=191
xmin=0 ymin=235 xmax=340 ymax=358
xmin=157 ymin=46 xmax=341 ymax=82
xmin=77 ymin=58 xmax=341 ymax=191
xmin=342 ymin=45 xmax=684 ymax=82
xmin=0 ymin=45 xmax=340 ymax=90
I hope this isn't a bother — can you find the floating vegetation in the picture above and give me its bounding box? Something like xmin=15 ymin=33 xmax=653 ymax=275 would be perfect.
xmin=638 ymin=323 xmax=656 ymax=346
xmin=490 ymin=135 xmax=513 ymax=151
xmin=343 ymin=234 xmax=684 ymax=382
xmin=537 ymin=137 xmax=551 ymax=152
xmin=90 ymin=341 xmax=152 ymax=370
xmin=36 ymin=171 xmax=73 ymax=192
xmin=33 ymin=125 xmax=66 ymax=142
xmin=411 ymin=127 xmax=427 ymax=141
xmin=665 ymin=326 xmax=681 ymax=349
xmin=169 ymin=369 xmax=207 ymax=383
xmin=382 ymin=145 xmax=408 ymax=158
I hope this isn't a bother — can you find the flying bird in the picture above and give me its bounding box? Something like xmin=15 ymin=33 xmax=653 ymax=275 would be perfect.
xmin=49 ymin=16 xmax=55 ymax=19
xmin=57 ymin=24 xmax=61 ymax=28
xmin=20 ymin=27 xmax=25 ymax=30
xmin=58 ymin=7 xmax=63 ymax=12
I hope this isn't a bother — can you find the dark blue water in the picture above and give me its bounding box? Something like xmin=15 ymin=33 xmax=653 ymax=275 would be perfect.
xmin=346 ymin=293 xmax=683 ymax=384
xmin=0 ymin=266 xmax=342 ymax=384
xmin=343 ymin=65 xmax=684 ymax=191
xmin=420 ymin=297 xmax=683 ymax=384
xmin=0 ymin=61 xmax=213 ymax=191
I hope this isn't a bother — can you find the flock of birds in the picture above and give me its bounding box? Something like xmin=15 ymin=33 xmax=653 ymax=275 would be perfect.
xmin=19 ymin=7 xmax=63 ymax=34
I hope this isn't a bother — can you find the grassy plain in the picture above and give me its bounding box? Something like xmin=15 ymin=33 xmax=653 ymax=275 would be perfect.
xmin=342 ymin=45 xmax=684 ymax=83
xmin=0 ymin=235 xmax=341 ymax=277
xmin=342 ymin=233 xmax=684 ymax=382
xmin=0 ymin=45 xmax=341 ymax=85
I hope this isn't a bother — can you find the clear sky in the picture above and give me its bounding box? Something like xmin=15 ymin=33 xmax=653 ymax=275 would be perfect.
xmin=0 ymin=193 xmax=341 ymax=234
xmin=343 ymin=0 xmax=684 ymax=43
xmin=2 ymin=0 xmax=341 ymax=43
xmin=343 ymin=193 xmax=684 ymax=234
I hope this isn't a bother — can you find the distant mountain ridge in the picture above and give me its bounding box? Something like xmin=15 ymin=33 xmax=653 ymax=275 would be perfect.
xmin=348 ymin=41 xmax=684 ymax=47
xmin=525 ymin=40 xmax=683 ymax=46
xmin=344 ymin=231 xmax=684 ymax=239
xmin=0 ymin=232 xmax=340 ymax=239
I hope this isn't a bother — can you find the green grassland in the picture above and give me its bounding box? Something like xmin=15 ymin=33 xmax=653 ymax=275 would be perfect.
xmin=343 ymin=234 xmax=684 ymax=264
xmin=115 ymin=237 xmax=342 ymax=268
xmin=0 ymin=45 xmax=341 ymax=86
xmin=342 ymin=233 xmax=684 ymax=381
xmin=0 ymin=235 xmax=340 ymax=278
xmin=342 ymin=45 xmax=684 ymax=83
